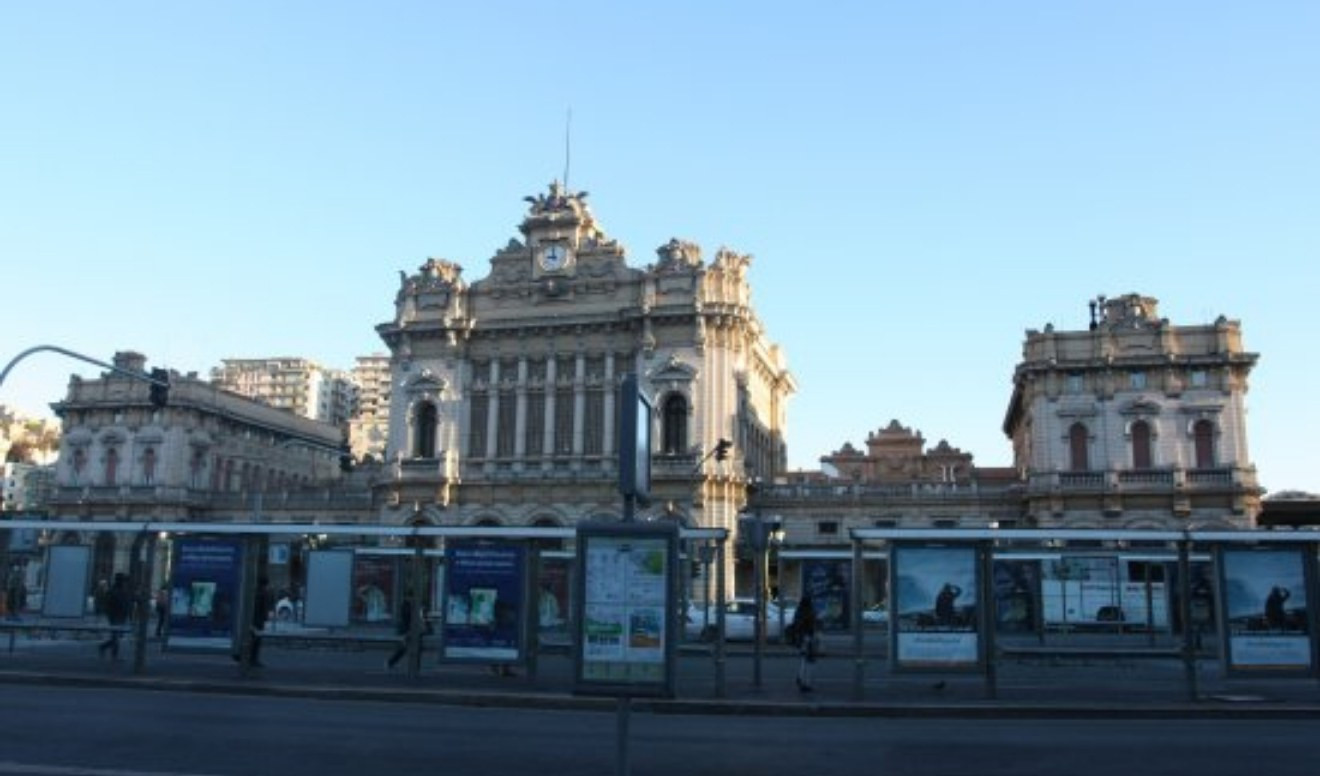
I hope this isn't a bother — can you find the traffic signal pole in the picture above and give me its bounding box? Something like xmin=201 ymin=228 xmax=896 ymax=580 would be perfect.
xmin=1 ymin=344 xmax=169 ymax=397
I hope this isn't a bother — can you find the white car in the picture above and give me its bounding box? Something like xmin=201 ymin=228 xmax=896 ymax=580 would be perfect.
xmin=862 ymin=603 xmax=889 ymax=625
xmin=685 ymin=598 xmax=787 ymax=642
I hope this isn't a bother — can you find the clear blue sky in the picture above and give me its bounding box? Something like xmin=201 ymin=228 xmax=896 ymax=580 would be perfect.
xmin=3 ymin=3 xmax=1317 ymax=493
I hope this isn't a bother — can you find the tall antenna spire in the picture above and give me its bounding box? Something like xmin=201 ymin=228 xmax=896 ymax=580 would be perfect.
xmin=563 ymin=107 xmax=572 ymax=191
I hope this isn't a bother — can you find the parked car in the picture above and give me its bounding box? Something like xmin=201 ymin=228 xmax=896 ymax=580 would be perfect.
xmin=862 ymin=603 xmax=889 ymax=625
xmin=685 ymin=598 xmax=787 ymax=642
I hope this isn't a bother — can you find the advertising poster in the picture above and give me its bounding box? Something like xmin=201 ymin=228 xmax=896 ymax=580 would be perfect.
xmin=993 ymin=559 xmax=1039 ymax=633
xmin=168 ymin=538 xmax=243 ymax=649
xmin=536 ymin=557 xmax=571 ymax=643
xmin=801 ymin=559 xmax=851 ymax=632
xmin=352 ymin=554 xmax=397 ymax=623
xmin=443 ymin=541 xmax=526 ymax=661
xmin=575 ymin=522 xmax=677 ymax=696
xmin=1220 ymin=548 xmax=1313 ymax=674
xmin=892 ymin=545 xmax=980 ymax=670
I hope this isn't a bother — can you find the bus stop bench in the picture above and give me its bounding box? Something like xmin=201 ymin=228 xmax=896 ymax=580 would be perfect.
xmin=262 ymin=631 xmax=401 ymax=652
xmin=997 ymin=645 xmax=1182 ymax=666
xmin=0 ymin=622 xmax=133 ymax=654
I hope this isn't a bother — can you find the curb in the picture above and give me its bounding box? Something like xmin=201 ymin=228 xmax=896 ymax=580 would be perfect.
xmin=4 ymin=670 xmax=1319 ymax=719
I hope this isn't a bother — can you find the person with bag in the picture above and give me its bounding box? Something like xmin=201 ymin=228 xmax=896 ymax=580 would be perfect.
xmin=790 ymin=595 xmax=820 ymax=692
xmin=97 ymin=573 xmax=131 ymax=660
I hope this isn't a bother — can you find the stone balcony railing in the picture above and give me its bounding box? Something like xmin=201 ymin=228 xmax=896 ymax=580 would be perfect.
xmin=1032 ymin=467 xmax=1244 ymax=494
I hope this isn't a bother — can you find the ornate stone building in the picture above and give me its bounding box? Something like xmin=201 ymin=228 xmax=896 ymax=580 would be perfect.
xmin=46 ymin=351 xmax=354 ymax=579
xmin=373 ymin=183 xmax=796 ymax=559
xmin=1002 ymin=293 xmax=1261 ymax=528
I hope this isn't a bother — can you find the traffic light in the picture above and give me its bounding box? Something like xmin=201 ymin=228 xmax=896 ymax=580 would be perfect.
xmin=148 ymin=368 xmax=170 ymax=408
xmin=714 ymin=438 xmax=732 ymax=461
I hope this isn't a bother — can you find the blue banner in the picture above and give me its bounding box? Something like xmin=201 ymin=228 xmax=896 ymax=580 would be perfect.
xmin=443 ymin=541 xmax=526 ymax=661
xmin=168 ymin=538 xmax=243 ymax=649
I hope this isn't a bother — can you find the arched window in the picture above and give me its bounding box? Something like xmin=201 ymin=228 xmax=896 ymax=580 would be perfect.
xmin=1068 ymin=423 xmax=1089 ymax=472
xmin=104 ymin=448 xmax=119 ymax=486
xmin=662 ymin=394 xmax=688 ymax=455
xmin=414 ymin=401 xmax=438 ymax=458
xmin=1193 ymin=420 xmax=1216 ymax=469
xmin=1131 ymin=421 xmax=1153 ymax=470
xmin=142 ymin=447 xmax=157 ymax=486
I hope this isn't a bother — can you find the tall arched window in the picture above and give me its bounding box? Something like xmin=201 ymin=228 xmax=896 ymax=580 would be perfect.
xmin=1068 ymin=423 xmax=1090 ymax=471
xmin=414 ymin=401 xmax=438 ymax=458
xmin=1131 ymin=420 xmax=1153 ymax=470
xmin=142 ymin=447 xmax=157 ymax=486
xmin=1193 ymin=420 xmax=1216 ymax=469
xmin=662 ymin=394 xmax=688 ymax=455
xmin=104 ymin=448 xmax=119 ymax=486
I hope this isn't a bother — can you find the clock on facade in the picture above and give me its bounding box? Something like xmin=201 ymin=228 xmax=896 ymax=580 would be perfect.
xmin=538 ymin=243 xmax=571 ymax=272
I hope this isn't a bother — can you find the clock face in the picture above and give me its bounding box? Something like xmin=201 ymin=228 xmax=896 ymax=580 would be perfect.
xmin=539 ymin=244 xmax=569 ymax=271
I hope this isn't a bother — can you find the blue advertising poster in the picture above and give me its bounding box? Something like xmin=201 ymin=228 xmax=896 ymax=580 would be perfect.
xmin=168 ymin=538 xmax=243 ymax=649
xmin=443 ymin=541 xmax=526 ymax=661
xmin=801 ymin=559 xmax=851 ymax=631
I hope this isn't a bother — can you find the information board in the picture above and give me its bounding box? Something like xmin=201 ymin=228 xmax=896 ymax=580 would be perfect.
xmin=574 ymin=522 xmax=678 ymax=696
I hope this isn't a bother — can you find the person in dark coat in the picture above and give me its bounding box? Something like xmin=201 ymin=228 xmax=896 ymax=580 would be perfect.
xmin=238 ymin=577 xmax=273 ymax=668
xmin=790 ymin=595 xmax=820 ymax=692
xmin=385 ymin=596 xmax=418 ymax=670
xmin=98 ymin=573 xmax=131 ymax=660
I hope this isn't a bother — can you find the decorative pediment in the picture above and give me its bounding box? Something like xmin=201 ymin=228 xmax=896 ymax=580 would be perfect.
xmin=406 ymin=369 xmax=447 ymax=397
xmin=649 ymin=355 xmax=698 ymax=385
xmin=1118 ymin=397 xmax=1163 ymax=416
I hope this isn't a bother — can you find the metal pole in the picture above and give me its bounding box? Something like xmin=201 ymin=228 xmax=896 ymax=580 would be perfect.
xmin=981 ymin=540 xmax=998 ymax=700
xmin=851 ymin=536 xmax=865 ymax=701
xmin=753 ymin=505 xmax=764 ymax=691
xmin=1178 ymin=533 xmax=1198 ymax=702
xmin=406 ymin=542 xmax=424 ymax=679
xmin=130 ymin=532 xmax=156 ymax=676
xmin=615 ymin=696 xmax=631 ymax=776
xmin=715 ymin=541 xmax=726 ymax=698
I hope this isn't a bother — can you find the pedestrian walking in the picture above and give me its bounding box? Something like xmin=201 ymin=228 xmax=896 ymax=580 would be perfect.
xmin=154 ymin=586 xmax=170 ymax=638
xmin=234 ymin=576 xmax=273 ymax=668
xmin=385 ymin=596 xmax=420 ymax=670
xmin=790 ymin=595 xmax=820 ymax=692
xmin=98 ymin=573 xmax=131 ymax=660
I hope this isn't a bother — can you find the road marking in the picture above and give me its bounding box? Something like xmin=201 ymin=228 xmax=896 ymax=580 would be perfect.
xmin=0 ymin=762 xmax=223 ymax=776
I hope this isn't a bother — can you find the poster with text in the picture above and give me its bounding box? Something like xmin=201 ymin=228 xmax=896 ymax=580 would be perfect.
xmin=1220 ymin=547 xmax=1313 ymax=674
xmin=168 ymin=538 xmax=243 ymax=650
xmin=443 ymin=541 xmax=526 ymax=661
xmin=892 ymin=545 xmax=981 ymax=670
xmin=575 ymin=522 xmax=677 ymax=696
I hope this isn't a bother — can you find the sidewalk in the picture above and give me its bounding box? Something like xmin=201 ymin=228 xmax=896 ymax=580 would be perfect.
xmin=3 ymin=628 xmax=1319 ymax=718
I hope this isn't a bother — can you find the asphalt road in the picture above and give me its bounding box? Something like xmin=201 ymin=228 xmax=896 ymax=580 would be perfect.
xmin=3 ymin=685 xmax=1319 ymax=776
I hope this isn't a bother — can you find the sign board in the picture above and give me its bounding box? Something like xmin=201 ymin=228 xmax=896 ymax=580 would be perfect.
xmin=617 ymin=374 xmax=652 ymax=504
xmin=443 ymin=540 xmax=527 ymax=662
xmin=1219 ymin=547 xmax=1314 ymax=675
xmin=303 ymin=550 xmax=354 ymax=628
xmin=41 ymin=545 xmax=91 ymax=618
xmin=891 ymin=544 xmax=982 ymax=671
xmin=574 ymin=521 xmax=678 ymax=696
xmin=167 ymin=537 xmax=244 ymax=650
